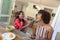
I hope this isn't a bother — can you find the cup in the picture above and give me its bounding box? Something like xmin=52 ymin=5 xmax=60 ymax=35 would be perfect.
xmin=0 ymin=35 xmax=3 ymax=40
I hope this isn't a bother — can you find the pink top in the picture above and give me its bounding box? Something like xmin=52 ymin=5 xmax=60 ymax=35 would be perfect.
xmin=35 ymin=25 xmax=49 ymax=40
xmin=14 ymin=18 xmax=26 ymax=30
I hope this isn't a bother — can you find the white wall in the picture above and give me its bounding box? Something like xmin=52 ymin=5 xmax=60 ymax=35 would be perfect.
xmin=23 ymin=3 xmax=38 ymax=18
xmin=51 ymin=5 xmax=60 ymax=40
xmin=23 ymin=2 xmax=58 ymax=18
xmin=39 ymin=4 xmax=58 ymax=13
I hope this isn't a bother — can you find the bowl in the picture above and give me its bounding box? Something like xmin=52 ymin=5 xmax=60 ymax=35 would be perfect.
xmin=6 ymin=25 xmax=14 ymax=31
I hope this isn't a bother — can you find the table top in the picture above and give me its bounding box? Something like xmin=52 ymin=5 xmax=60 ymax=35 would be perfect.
xmin=0 ymin=25 xmax=32 ymax=40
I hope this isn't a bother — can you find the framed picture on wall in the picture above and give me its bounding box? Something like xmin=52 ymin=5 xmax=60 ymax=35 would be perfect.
xmin=44 ymin=8 xmax=53 ymax=13
xmin=52 ymin=13 xmax=55 ymax=17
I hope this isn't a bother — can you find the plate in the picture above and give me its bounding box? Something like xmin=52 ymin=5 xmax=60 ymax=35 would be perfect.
xmin=2 ymin=32 xmax=16 ymax=40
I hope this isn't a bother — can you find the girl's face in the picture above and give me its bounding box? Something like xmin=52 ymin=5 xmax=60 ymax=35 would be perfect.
xmin=36 ymin=14 xmax=42 ymax=21
xmin=19 ymin=13 xmax=25 ymax=19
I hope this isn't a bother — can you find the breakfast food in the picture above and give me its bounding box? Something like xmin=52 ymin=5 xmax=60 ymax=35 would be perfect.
xmin=9 ymin=33 xmax=13 ymax=38
xmin=0 ymin=35 xmax=3 ymax=40
xmin=6 ymin=27 xmax=13 ymax=31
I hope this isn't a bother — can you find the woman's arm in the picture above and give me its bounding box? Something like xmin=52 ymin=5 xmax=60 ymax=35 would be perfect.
xmin=32 ymin=23 xmax=37 ymax=38
xmin=22 ymin=21 xmax=33 ymax=29
xmin=48 ymin=27 xmax=54 ymax=40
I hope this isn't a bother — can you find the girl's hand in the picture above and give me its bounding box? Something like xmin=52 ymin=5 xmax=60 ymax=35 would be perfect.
xmin=29 ymin=21 xmax=34 ymax=25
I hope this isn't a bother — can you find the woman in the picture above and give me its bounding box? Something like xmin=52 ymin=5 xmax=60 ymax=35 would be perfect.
xmin=32 ymin=10 xmax=53 ymax=40
xmin=14 ymin=11 xmax=26 ymax=31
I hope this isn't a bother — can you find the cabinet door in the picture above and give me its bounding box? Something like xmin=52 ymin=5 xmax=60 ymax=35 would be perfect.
xmin=0 ymin=16 xmax=9 ymax=23
xmin=0 ymin=0 xmax=12 ymax=24
xmin=1 ymin=0 xmax=12 ymax=15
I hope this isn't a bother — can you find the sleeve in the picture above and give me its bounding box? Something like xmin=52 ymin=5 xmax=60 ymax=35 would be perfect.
xmin=14 ymin=23 xmax=19 ymax=29
xmin=14 ymin=19 xmax=23 ymax=30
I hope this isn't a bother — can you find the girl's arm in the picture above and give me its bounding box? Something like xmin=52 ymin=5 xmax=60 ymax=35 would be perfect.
xmin=15 ymin=19 xmax=23 ymax=30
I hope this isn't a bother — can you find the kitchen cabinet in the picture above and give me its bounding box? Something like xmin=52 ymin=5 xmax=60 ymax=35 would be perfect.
xmin=0 ymin=0 xmax=12 ymax=25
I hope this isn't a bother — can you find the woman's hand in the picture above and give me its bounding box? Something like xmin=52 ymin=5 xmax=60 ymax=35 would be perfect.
xmin=31 ymin=34 xmax=35 ymax=39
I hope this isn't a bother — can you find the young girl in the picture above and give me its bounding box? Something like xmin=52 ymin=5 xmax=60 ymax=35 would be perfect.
xmin=32 ymin=10 xmax=53 ymax=40
xmin=14 ymin=11 xmax=26 ymax=31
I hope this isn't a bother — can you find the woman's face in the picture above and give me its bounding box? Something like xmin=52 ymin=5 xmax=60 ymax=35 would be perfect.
xmin=19 ymin=13 xmax=25 ymax=19
xmin=36 ymin=14 xmax=42 ymax=21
